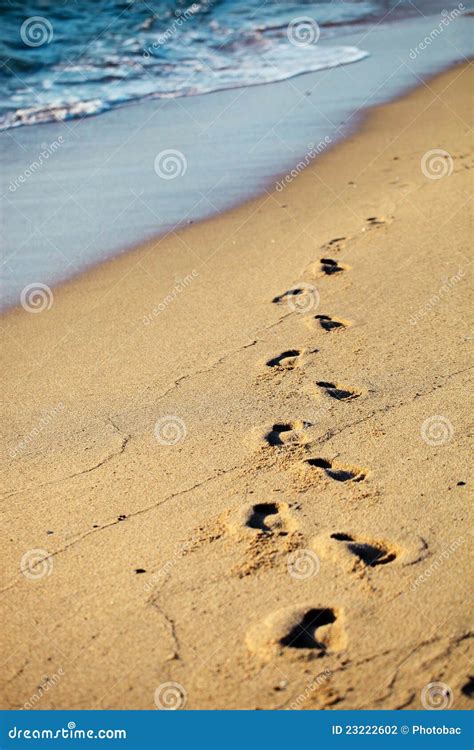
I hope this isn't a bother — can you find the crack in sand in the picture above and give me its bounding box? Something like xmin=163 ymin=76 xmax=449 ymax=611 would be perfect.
xmin=146 ymin=312 xmax=291 ymax=405
xmin=153 ymin=339 xmax=259 ymax=403
xmin=318 ymin=365 xmax=473 ymax=445
xmin=1 ymin=433 xmax=130 ymax=502
xmin=150 ymin=601 xmax=181 ymax=661
xmin=275 ymin=631 xmax=471 ymax=710
xmin=0 ymin=462 xmax=246 ymax=594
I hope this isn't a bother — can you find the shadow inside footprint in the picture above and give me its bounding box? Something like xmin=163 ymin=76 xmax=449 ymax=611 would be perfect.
xmin=316 ymin=381 xmax=360 ymax=401
xmin=314 ymin=315 xmax=348 ymax=331
xmin=266 ymin=350 xmax=301 ymax=369
xmin=265 ymin=420 xmax=309 ymax=447
xmin=272 ymin=288 xmax=304 ymax=304
xmin=330 ymin=533 xmax=396 ymax=566
xmin=306 ymin=458 xmax=366 ymax=482
xmin=462 ymin=676 xmax=474 ymax=698
xmin=325 ymin=237 xmax=346 ymax=247
xmin=266 ymin=423 xmax=294 ymax=446
xmin=280 ymin=608 xmax=336 ymax=650
xmin=247 ymin=502 xmax=288 ymax=535
xmin=366 ymin=216 xmax=385 ymax=226
xmin=320 ymin=258 xmax=346 ymax=276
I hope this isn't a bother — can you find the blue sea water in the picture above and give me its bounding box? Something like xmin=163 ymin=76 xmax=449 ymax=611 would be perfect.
xmin=0 ymin=0 xmax=460 ymax=130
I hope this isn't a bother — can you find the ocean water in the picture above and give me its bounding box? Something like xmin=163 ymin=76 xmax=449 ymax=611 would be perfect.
xmin=0 ymin=0 xmax=460 ymax=130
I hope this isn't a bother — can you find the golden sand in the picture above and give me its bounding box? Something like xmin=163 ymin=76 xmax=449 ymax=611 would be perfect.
xmin=1 ymin=64 xmax=472 ymax=710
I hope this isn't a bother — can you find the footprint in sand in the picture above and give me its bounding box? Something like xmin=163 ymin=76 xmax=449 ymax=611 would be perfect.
xmin=227 ymin=500 xmax=300 ymax=578
xmin=304 ymin=457 xmax=367 ymax=483
xmin=227 ymin=500 xmax=297 ymax=538
xmin=260 ymin=420 xmax=311 ymax=448
xmin=316 ymin=381 xmax=361 ymax=402
xmin=317 ymin=258 xmax=350 ymax=277
xmin=272 ymin=284 xmax=319 ymax=314
xmin=461 ymin=676 xmax=474 ymax=698
xmin=266 ymin=349 xmax=303 ymax=370
xmin=308 ymin=314 xmax=352 ymax=332
xmin=272 ymin=287 xmax=307 ymax=304
xmin=364 ymin=216 xmax=386 ymax=229
xmin=328 ymin=533 xmax=396 ymax=567
xmin=245 ymin=501 xmax=295 ymax=536
xmin=246 ymin=604 xmax=346 ymax=659
xmin=313 ymin=530 xmax=428 ymax=572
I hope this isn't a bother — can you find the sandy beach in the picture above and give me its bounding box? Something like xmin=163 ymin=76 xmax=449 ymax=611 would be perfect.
xmin=1 ymin=63 xmax=472 ymax=710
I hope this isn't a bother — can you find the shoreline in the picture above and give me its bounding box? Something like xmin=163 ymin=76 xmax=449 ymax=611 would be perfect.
xmin=1 ymin=64 xmax=472 ymax=710
xmin=2 ymin=11 xmax=473 ymax=310
xmin=1 ymin=57 xmax=470 ymax=319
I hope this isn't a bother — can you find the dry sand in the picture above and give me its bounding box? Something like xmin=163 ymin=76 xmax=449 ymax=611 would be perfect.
xmin=1 ymin=64 xmax=473 ymax=711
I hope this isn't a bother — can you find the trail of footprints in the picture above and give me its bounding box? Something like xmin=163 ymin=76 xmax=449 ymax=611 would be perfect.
xmin=181 ymin=223 xmax=420 ymax=674
xmin=241 ymin=223 xmax=412 ymax=663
